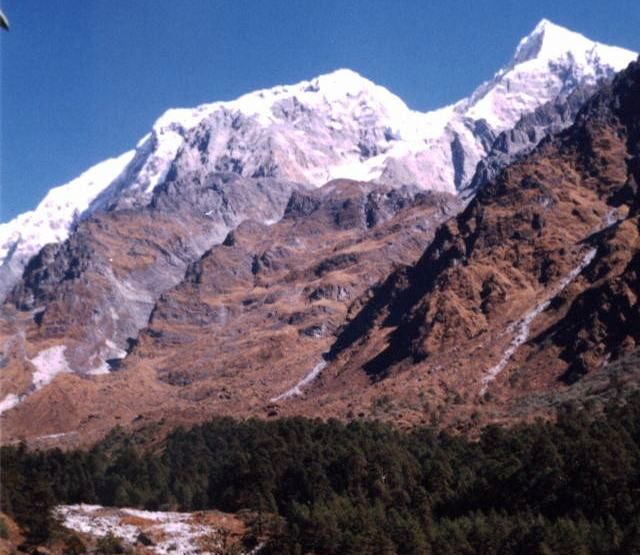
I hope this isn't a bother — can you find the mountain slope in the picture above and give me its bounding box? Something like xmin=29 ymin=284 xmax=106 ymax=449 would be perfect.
xmin=0 ymin=20 xmax=635 ymax=298
xmin=0 ymin=23 xmax=638 ymax=443
xmin=303 ymin=56 xmax=640 ymax=428
xmin=0 ymin=182 xmax=459 ymax=442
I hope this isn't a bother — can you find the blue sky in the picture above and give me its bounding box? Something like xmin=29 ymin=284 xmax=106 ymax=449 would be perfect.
xmin=1 ymin=0 xmax=639 ymax=221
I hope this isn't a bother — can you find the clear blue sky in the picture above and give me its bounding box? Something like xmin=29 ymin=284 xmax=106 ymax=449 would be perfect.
xmin=1 ymin=0 xmax=639 ymax=221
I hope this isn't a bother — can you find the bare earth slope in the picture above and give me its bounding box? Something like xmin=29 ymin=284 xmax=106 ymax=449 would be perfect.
xmin=0 ymin=183 xmax=459 ymax=445
xmin=3 ymin=50 xmax=639 ymax=442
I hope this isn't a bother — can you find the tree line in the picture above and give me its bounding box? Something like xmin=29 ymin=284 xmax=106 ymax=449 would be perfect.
xmin=3 ymin=394 xmax=640 ymax=553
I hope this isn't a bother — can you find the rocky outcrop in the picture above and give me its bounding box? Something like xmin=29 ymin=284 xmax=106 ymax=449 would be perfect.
xmin=131 ymin=181 xmax=459 ymax=397
xmin=464 ymin=84 xmax=599 ymax=197
xmin=4 ymin=173 xmax=302 ymax=375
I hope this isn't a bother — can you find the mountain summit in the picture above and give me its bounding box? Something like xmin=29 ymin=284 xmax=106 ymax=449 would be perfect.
xmin=511 ymin=18 xmax=632 ymax=67
xmin=463 ymin=19 xmax=636 ymax=129
xmin=0 ymin=21 xmax=636 ymax=301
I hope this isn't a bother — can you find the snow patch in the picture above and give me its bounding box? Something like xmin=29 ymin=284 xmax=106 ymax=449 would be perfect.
xmin=58 ymin=505 xmax=233 ymax=555
xmin=29 ymin=345 xmax=73 ymax=390
xmin=104 ymin=339 xmax=128 ymax=360
xmin=0 ymin=393 xmax=21 ymax=415
xmin=34 ymin=431 xmax=77 ymax=441
xmin=86 ymin=363 xmax=112 ymax=376
xmin=109 ymin=307 xmax=120 ymax=323
xmin=58 ymin=505 xmax=139 ymax=544
xmin=271 ymin=358 xmax=328 ymax=401
xmin=480 ymin=248 xmax=597 ymax=394
xmin=87 ymin=340 xmax=128 ymax=376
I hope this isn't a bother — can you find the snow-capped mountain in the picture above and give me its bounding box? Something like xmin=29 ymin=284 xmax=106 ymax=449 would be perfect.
xmin=0 ymin=19 xmax=636 ymax=299
xmin=0 ymin=152 xmax=135 ymax=298
xmin=462 ymin=19 xmax=635 ymax=127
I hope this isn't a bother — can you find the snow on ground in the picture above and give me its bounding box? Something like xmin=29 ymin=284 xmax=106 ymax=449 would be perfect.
xmin=480 ymin=248 xmax=597 ymax=394
xmin=33 ymin=431 xmax=77 ymax=442
xmin=58 ymin=505 xmax=139 ymax=544
xmin=271 ymin=359 xmax=328 ymax=401
xmin=1 ymin=342 xmax=121 ymax=417
xmin=29 ymin=345 xmax=73 ymax=390
xmin=0 ymin=393 xmax=21 ymax=415
xmin=86 ymin=362 xmax=112 ymax=376
xmin=57 ymin=504 xmax=237 ymax=555
xmin=86 ymin=339 xmax=127 ymax=376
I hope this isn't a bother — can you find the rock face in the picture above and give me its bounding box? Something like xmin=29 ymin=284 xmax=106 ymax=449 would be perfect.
xmin=6 ymin=174 xmax=302 ymax=374
xmin=134 ymin=183 xmax=458 ymax=400
xmin=0 ymin=20 xmax=635 ymax=297
xmin=463 ymin=83 xmax=599 ymax=197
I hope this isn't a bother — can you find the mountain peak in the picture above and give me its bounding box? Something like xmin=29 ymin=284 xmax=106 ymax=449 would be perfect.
xmin=313 ymin=67 xmax=370 ymax=87
xmin=303 ymin=67 xmax=385 ymax=100
xmin=1 ymin=20 xmax=636 ymax=304
xmin=464 ymin=19 xmax=636 ymax=134
xmin=533 ymin=17 xmax=563 ymax=34
xmin=509 ymin=18 xmax=636 ymax=71
xmin=511 ymin=19 xmax=591 ymax=66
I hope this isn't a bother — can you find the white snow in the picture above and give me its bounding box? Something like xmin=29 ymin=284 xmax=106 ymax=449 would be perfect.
xmin=0 ymin=393 xmax=21 ymax=415
xmin=34 ymin=431 xmax=77 ymax=441
xmin=58 ymin=504 xmax=232 ymax=555
xmin=58 ymin=505 xmax=140 ymax=544
xmin=29 ymin=345 xmax=73 ymax=390
xmin=271 ymin=359 xmax=328 ymax=401
xmin=138 ymin=126 xmax=187 ymax=194
xmin=464 ymin=19 xmax=636 ymax=130
xmin=86 ymin=362 xmax=112 ymax=376
xmin=104 ymin=340 xmax=128 ymax=360
xmin=480 ymin=248 xmax=597 ymax=394
xmin=81 ymin=341 xmax=128 ymax=376
xmin=1 ymin=342 xmax=126 ymax=414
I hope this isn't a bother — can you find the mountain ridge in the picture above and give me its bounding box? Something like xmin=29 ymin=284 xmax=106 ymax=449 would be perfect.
xmin=0 ymin=19 xmax=635 ymax=300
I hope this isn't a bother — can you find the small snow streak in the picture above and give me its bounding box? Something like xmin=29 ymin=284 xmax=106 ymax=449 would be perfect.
xmin=480 ymin=248 xmax=597 ymax=394
xmin=271 ymin=359 xmax=328 ymax=402
xmin=34 ymin=431 xmax=77 ymax=441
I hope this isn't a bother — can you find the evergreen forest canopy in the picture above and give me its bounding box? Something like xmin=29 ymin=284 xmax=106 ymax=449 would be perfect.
xmin=3 ymin=394 xmax=640 ymax=554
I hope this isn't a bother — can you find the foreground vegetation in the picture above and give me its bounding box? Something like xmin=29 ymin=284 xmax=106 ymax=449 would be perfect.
xmin=3 ymin=394 xmax=640 ymax=554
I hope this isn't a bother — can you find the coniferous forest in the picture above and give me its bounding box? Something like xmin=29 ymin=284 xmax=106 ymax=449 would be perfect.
xmin=3 ymin=394 xmax=640 ymax=554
